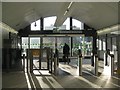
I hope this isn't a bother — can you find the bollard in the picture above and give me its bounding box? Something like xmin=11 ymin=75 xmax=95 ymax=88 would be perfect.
xmin=23 ymin=54 xmax=25 ymax=71
xmin=78 ymin=55 xmax=82 ymax=76
xmin=111 ymin=55 xmax=114 ymax=76
xmin=30 ymin=54 xmax=33 ymax=73
xmin=95 ymin=54 xmax=98 ymax=76
xmin=78 ymin=49 xmax=82 ymax=76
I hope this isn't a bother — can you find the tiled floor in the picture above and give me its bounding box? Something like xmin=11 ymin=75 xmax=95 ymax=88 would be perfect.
xmin=2 ymin=62 xmax=120 ymax=89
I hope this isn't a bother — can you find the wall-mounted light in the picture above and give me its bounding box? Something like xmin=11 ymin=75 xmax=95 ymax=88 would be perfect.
xmin=0 ymin=21 xmax=18 ymax=33
xmin=97 ymin=24 xmax=119 ymax=35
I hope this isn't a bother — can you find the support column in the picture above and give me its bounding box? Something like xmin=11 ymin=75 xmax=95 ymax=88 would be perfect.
xmin=78 ymin=56 xmax=82 ymax=76
xmin=117 ymin=35 xmax=120 ymax=77
xmin=118 ymin=1 xmax=120 ymax=79
xmin=40 ymin=17 xmax=43 ymax=69
xmin=111 ymin=54 xmax=114 ymax=76
xmin=92 ymin=31 xmax=97 ymax=66
xmin=70 ymin=17 xmax=73 ymax=56
xmin=78 ymin=49 xmax=82 ymax=76
xmin=105 ymin=34 xmax=108 ymax=66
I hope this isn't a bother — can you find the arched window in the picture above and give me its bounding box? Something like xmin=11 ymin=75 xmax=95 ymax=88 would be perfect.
xmin=59 ymin=18 xmax=70 ymax=30
xmin=72 ymin=18 xmax=84 ymax=30
xmin=31 ymin=19 xmax=40 ymax=31
xmin=44 ymin=16 xmax=57 ymax=30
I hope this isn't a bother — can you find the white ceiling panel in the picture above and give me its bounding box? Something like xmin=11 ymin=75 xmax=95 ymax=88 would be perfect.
xmin=2 ymin=2 xmax=119 ymax=31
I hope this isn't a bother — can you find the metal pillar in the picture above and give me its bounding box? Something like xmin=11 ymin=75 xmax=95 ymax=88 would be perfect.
xmin=23 ymin=54 xmax=25 ymax=71
xmin=54 ymin=56 xmax=57 ymax=75
xmin=95 ymin=54 xmax=98 ymax=76
xmin=30 ymin=53 xmax=33 ymax=73
xmin=78 ymin=56 xmax=82 ymax=76
xmin=78 ymin=49 xmax=82 ymax=76
xmin=111 ymin=54 xmax=114 ymax=76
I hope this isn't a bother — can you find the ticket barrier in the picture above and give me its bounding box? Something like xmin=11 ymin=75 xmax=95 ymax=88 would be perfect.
xmin=104 ymin=51 xmax=114 ymax=76
xmin=94 ymin=54 xmax=98 ymax=76
xmin=78 ymin=49 xmax=99 ymax=76
xmin=50 ymin=49 xmax=59 ymax=75
xmin=26 ymin=48 xmax=59 ymax=75
xmin=78 ymin=49 xmax=82 ymax=76
xmin=22 ymin=54 xmax=25 ymax=72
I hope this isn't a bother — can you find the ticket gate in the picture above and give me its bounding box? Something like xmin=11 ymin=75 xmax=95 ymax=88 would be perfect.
xmin=24 ymin=48 xmax=58 ymax=76
xmin=104 ymin=51 xmax=114 ymax=76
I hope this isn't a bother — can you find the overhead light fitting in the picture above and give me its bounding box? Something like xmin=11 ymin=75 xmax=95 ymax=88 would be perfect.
xmin=64 ymin=1 xmax=73 ymax=16
xmin=33 ymin=9 xmax=37 ymax=27
xmin=97 ymin=24 xmax=119 ymax=35
xmin=34 ymin=21 xmax=37 ymax=27
xmin=0 ymin=22 xmax=18 ymax=34
xmin=68 ymin=1 xmax=73 ymax=9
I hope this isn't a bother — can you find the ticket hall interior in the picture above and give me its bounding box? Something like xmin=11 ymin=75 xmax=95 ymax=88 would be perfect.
xmin=1 ymin=2 xmax=120 ymax=89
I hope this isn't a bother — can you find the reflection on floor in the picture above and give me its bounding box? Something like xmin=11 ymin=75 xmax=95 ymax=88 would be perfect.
xmin=2 ymin=62 xmax=120 ymax=89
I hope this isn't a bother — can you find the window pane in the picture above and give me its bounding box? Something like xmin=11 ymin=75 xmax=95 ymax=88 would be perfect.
xmin=84 ymin=37 xmax=93 ymax=56
xmin=103 ymin=39 xmax=106 ymax=51
xmin=107 ymin=38 xmax=111 ymax=50
xmin=73 ymin=36 xmax=82 ymax=56
xmin=112 ymin=37 xmax=116 ymax=51
xmin=22 ymin=37 xmax=28 ymax=49
xmin=57 ymin=37 xmax=71 ymax=57
xmin=72 ymin=19 xmax=83 ymax=30
xmin=43 ymin=37 xmax=55 ymax=49
xmin=30 ymin=37 xmax=40 ymax=49
xmin=59 ymin=18 xmax=70 ymax=30
xmin=44 ymin=16 xmax=56 ymax=30
xmin=99 ymin=39 xmax=102 ymax=50
xmin=31 ymin=19 xmax=40 ymax=31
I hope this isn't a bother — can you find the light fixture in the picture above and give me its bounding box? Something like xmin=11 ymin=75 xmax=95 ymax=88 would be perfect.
xmin=97 ymin=24 xmax=119 ymax=35
xmin=64 ymin=1 xmax=73 ymax=16
xmin=0 ymin=22 xmax=18 ymax=33
xmin=33 ymin=9 xmax=37 ymax=27
xmin=68 ymin=1 xmax=73 ymax=9
xmin=34 ymin=21 xmax=37 ymax=27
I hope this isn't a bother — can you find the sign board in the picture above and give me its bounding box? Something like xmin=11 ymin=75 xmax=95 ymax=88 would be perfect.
xmin=32 ymin=50 xmax=40 ymax=57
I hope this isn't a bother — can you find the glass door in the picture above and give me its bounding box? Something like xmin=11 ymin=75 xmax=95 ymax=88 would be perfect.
xmin=42 ymin=37 xmax=55 ymax=70
xmin=30 ymin=37 xmax=40 ymax=70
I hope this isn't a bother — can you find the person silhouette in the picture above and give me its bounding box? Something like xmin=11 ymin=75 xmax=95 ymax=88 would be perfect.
xmin=63 ymin=43 xmax=70 ymax=64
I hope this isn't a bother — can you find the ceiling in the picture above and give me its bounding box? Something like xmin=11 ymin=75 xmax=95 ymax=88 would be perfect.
xmin=2 ymin=2 xmax=118 ymax=31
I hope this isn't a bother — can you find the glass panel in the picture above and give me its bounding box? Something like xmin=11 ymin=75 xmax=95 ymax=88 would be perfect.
xmin=22 ymin=37 xmax=28 ymax=56
xmin=30 ymin=37 xmax=40 ymax=49
xmin=73 ymin=36 xmax=82 ymax=56
xmin=73 ymin=36 xmax=92 ymax=56
xmin=59 ymin=18 xmax=70 ymax=30
xmin=112 ymin=37 xmax=117 ymax=51
xmin=57 ymin=37 xmax=71 ymax=57
xmin=42 ymin=37 xmax=55 ymax=69
xmin=31 ymin=19 xmax=40 ymax=31
xmin=72 ymin=18 xmax=83 ymax=30
xmin=43 ymin=37 xmax=55 ymax=50
xmin=41 ymin=49 xmax=48 ymax=69
xmin=84 ymin=37 xmax=93 ymax=56
xmin=107 ymin=38 xmax=111 ymax=50
xmin=44 ymin=16 xmax=56 ymax=30
xmin=99 ymin=39 xmax=102 ymax=50
xmin=103 ymin=39 xmax=106 ymax=51
xmin=22 ymin=37 xmax=28 ymax=49
xmin=97 ymin=39 xmax=99 ymax=48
